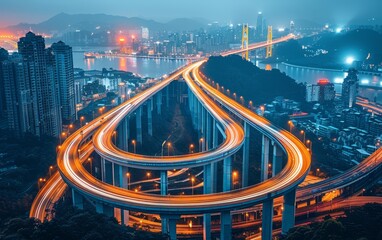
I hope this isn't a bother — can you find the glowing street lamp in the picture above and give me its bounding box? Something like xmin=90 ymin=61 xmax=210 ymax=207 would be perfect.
xmin=146 ymin=172 xmax=151 ymax=180
xmin=189 ymin=144 xmax=194 ymax=153
xmin=131 ymin=139 xmax=136 ymax=153
xmin=49 ymin=166 xmax=53 ymax=177
xmin=300 ymin=130 xmax=305 ymax=143
xmin=167 ymin=142 xmax=172 ymax=156
xmin=199 ymin=138 xmax=204 ymax=152
xmin=126 ymin=172 xmax=131 ymax=189
xmin=113 ymin=130 xmax=117 ymax=143
xmin=191 ymin=177 xmax=195 ymax=195
xmin=288 ymin=120 xmax=294 ymax=132
xmin=80 ymin=116 xmax=85 ymax=127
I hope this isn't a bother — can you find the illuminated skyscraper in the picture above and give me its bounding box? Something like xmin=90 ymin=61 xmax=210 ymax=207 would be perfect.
xmin=48 ymin=41 xmax=75 ymax=124
xmin=256 ymin=12 xmax=264 ymax=38
xmin=2 ymin=53 xmax=35 ymax=137
xmin=342 ymin=69 xmax=359 ymax=108
xmin=17 ymin=32 xmax=62 ymax=137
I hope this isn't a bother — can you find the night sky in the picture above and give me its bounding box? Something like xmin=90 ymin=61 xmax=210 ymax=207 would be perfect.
xmin=0 ymin=0 xmax=381 ymax=27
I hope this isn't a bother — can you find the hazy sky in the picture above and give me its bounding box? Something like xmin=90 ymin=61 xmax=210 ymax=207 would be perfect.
xmin=0 ymin=0 xmax=381 ymax=28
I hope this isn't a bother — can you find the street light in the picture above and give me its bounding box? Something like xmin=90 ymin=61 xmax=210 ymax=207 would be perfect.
xmin=189 ymin=144 xmax=194 ymax=153
xmin=232 ymin=171 xmax=238 ymax=189
xmin=199 ymin=138 xmax=204 ymax=152
xmin=113 ymin=130 xmax=117 ymax=143
xmin=316 ymin=168 xmax=320 ymax=176
xmin=80 ymin=116 xmax=85 ymax=127
xmin=288 ymin=120 xmax=294 ymax=132
xmin=191 ymin=177 xmax=195 ymax=195
xmin=306 ymin=140 xmax=312 ymax=152
xmin=131 ymin=140 xmax=136 ymax=153
xmin=88 ymin=157 xmax=92 ymax=175
xmin=49 ymin=166 xmax=53 ymax=177
xmin=240 ymin=96 xmax=244 ymax=105
xmin=167 ymin=142 xmax=172 ymax=156
xmin=126 ymin=172 xmax=131 ymax=189
xmin=146 ymin=172 xmax=151 ymax=180
xmin=300 ymin=130 xmax=306 ymax=143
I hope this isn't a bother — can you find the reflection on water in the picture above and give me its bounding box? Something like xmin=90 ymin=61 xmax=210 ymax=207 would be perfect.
xmin=73 ymin=47 xmax=186 ymax=78
xmin=256 ymin=61 xmax=382 ymax=104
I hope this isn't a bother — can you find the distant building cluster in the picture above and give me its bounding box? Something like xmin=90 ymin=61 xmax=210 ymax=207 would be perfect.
xmin=0 ymin=32 xmax=75 ymax=137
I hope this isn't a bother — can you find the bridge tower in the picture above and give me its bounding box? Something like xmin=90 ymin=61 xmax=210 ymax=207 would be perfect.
xmin=241 ymin=24 xmax=249 ymax=61
xmin=266 ymin=26 xmax=273 ymax=58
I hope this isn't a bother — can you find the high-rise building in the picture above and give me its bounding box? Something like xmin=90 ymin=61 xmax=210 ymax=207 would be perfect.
xmin=290 ymin=21 xmax=295 ymax=33
xmin=0 ymin=48 xmax=9 ymax=117
xmin=141 ymin=27 xmax=149 ymax=40
xmin=342 ymin=69 xmax=359 ymax=108
xmin=2 ymin=53 xmax=35 ymax=137
xmin=17 ymin=32 xmax=62 ymax=137
xmin=48 ymin=41 xmax=75 ymax=124
xmin=256 ymin=12 xmax=264 ymax=38
xmin=306 ymin=79 xmax=336 ymax=103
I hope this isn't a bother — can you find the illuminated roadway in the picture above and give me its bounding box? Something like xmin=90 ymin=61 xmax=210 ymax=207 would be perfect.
xmin=33 ymin=34 xmax=311 ymax=240
xmin=31 ymin=32 xmax=382 ymax=239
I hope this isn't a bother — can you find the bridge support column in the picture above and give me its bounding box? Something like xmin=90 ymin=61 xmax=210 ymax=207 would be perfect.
xmin=136 ymin=106 xmax=142 ymax=144
xmin=166 ymin=86 xmax=170 ymax=108
xmin=100 ymin=158 xmax=105 ymax=181
xmin=223 ymin=156 xmax=232 ymax=192
xmin=161 ymin=215 xmax=179 ymax=240
xmin=197 ymin=102 xmax=202 ymax=133
xmin=118 ymin=165 xmax=129 ymax=189
xmin=118 ymin=117 xmax=129 ymax=151
xmin=203 ymin=164 xmax=212 ymax=240
xmin=211 ymin=119 xmax=218 ymax=193
xmin=161 ymin=171 xmax=168 ymax=195
xmin=272 ymin=144 xmax=283 ymax=177
xmin=206 ymin=113 xmax=211 ymax=150
xmin=156 ymin=91 xmax=162 ymax=115
xmin=201 ymin=107 xmax=206 ymax=137
xmin=282 ymin=189 xmax=296 ymax=234
xmin=261 ymin=135 xmax=270 ymax=181
xmin=120 ymin=209 xmax=129 ymax=226
xmin=147 ymin=99 xmax=153 ymax=136
xmin=104 ymin=160 xmax=113 ymax=184
xmin=72 ymin=189 xmax=83 ymax=209
xmin=262 ymin=199 xmax=274 ymax=240
xmin=220 ymin=211 xmax=232 ymax=240
xmin=96 ymin=203 xmax=114 ymax=217
xmin=242 ymin=122 xmax=250 ymax=187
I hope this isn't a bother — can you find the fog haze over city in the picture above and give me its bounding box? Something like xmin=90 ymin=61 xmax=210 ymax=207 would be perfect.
xmin=0 ymin=0 xmax=381 ymax=27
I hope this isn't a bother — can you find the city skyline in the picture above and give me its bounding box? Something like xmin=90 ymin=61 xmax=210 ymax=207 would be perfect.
xmin=0 ymin=0 xmax=381 ymax=28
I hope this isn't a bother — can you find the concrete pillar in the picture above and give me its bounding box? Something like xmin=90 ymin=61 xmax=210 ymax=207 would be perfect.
xmin=272 ymin=144 xmax=283 ymax=177
xmin=262 ymin=199 xmax=274 ymax=240
xmin=261 ymin=135 xmax=270 ymax=182
xmin=136 ymin=106 xmax=142 ymax=144
xmin=282 ymin=189 xmax=296 ymax=234
xmin=211 ymin=119 xmax=218 ymax=193
xmin=118 ymin=165 xmax=129 ymax=189
xmin=95 ymin=203 xmax=114 ymax=217
xmin=206 ymin=113 xmax=212 ymax=150
xmin=201 ymin=106 xmax=206 ymax=136
xmin=156 ymin=91 xmax=162 ymax=115
xmin=72 ymin=189 xmax=83 ymax=209
xmin=203 ymin=213 xmax=211 ymax=240
xmin=104 ymin=161 xmax=113 ymax=184
xmin=161 ymin=215 xmax=179 ymax=240
xmin=166 ymin=86 xmax=170 ymax=108
xmin=197 ymin=102 xmax=202 ymax=132
xmin=118 ymin=117 xmax=129 ymax=151
xmin=242 ymin=122 xmax=250 ymax=187
xmin=161 ymin=171 xmax=168 ymax=196
xmin=100 ymin=158 xmax=105 ymax=181
xmin=168 ymin=217 xmax=178 ymax=240
xmin=121 ymin=209 xmax=129 ymax=226
xmin=204 ymin=164 xmax=212 ymax=240
xmin=220 ymin=211 xmax=232 ymax=240
xmin=223 ymin=156 xmax=232 ymax=192
xmin=112 ymin=162 xmax=115 ymax=185
xmin=147 ymin=99 xmax=153 ymax=136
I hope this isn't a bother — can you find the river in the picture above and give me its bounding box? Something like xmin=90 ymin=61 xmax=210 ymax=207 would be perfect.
xmin=72 ymin=47 xmax=382 ymax=103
